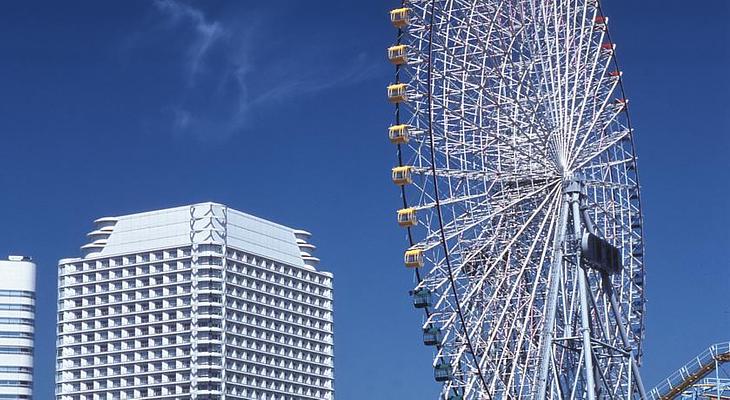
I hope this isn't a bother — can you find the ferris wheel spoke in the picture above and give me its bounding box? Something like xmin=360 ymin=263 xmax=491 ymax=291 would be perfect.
xmin=562 ymin=0 xmax=595 ymax=147
xmin=413 ymin=179 xmax=558 ymax=255
xmin=408 ymin=6 xmax=566 ymax=160
xmin=568 ymin=100 xmax=625 ymax=167
xmin=566 ymin=26 xmax=613 ymax=155
xmin=422 ymin=214 xmax=508 ymax=303
xmin=506 ymin=200 xmax=564 ymax=394
xmin=426 ymin=183 xmax=559 ymax=342
xmin=464 ymin=189 xmax=562 ymax=395
xmin=533 ymin=1 xmax=567 ymax=161
xmin=409 ymin=177 xmax=502 ymax=212
xmin=410 ymin=167 xmax=552 ymax=190
xmin=571 ymin=123 xmax=631 ymax=171
xmin=455 ymin=184 xmax=561 ymax=316
xmin=434 ymin=101 xmax=557 ymax=173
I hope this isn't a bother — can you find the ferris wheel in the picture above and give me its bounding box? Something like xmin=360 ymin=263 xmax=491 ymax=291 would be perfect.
xmin=386 ymin=1 xmax=647 ymax=399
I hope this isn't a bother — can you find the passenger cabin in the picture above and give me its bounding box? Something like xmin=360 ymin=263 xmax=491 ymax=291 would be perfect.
xmin=387 ymin=45 xmax=409 ymax=65
xmin=601 ymin=42 xmax=616 ymax=55
xmin=390 ymin=8 xmax=410 ymax=28
xmin=388 ymin=124 xmax=410 ymax=144
xmin=392 ymin=166 xmax=414 ymax=185
xmin=434 ymin=361 xmax=453 ymax=382
xmin=404 ymin=248 xmax=424 ymax=268
xmin=387 ymin=83 xmax=408 ymax=103
xmin=397 ymin=208 xmax=417 ymax=227
xmin=423 ymin=325 xmax=442 ymax=346
xmin=594 ymin=15 xmax=608 ymax=30
xmin=608 ymin=70 xmax=623 ymax=79
xmin=412 ymin=287 xmax=432 ymax=308
xmin=613 ymin=98 xmax=628 ymax=111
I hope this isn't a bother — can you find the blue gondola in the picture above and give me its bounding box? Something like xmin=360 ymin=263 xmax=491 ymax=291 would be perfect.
xmin=434 ymin=361 xmax=453 ymax=382
xmin=412 ymin=288 xmax=432 ymax=309
xmin=423 ymin=325 xmax=442 ymax=346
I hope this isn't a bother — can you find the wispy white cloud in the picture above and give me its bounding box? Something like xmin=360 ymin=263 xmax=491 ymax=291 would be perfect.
xmin=149 ymin=0 xmax=379 ymax=142
xmin=153 ymin=0 xmax=224 ymax=81
xmin=252 ymin=52 xmax=379 ymax=106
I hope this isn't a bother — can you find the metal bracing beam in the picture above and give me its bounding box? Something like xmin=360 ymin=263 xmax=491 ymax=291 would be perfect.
xmin=571 ymin=192 xmax=598 ymax=400
xmin=583 ymin=207 xmax=648 ymax=399
xmin=535 ymin=192 xmax=570 ymax=399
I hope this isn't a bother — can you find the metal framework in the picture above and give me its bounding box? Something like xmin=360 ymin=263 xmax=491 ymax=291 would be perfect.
xmin=387 ymin=1 xmax=647 ymax=399
xmin=650 ymin=343 xmax=730 ymax=400
xmin=674 ymin=378 xmax=730 ymax=400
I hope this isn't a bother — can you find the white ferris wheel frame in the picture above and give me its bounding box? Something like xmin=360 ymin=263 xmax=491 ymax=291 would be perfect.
xmin=388 ymin=1 xmax=648 ymax=399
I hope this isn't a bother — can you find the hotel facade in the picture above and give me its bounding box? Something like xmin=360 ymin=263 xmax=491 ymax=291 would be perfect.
xmin=0 ymin=256 xmax=35 ymax=400
xmin=56 ymin=203 xmax=334 ymax=400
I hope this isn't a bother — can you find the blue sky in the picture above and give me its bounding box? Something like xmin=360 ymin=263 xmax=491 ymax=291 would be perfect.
xmin=0 ymin=1 xmax=727 ymax=398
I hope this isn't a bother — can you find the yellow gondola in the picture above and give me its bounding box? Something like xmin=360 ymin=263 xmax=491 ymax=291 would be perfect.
xmin=397 ymin=208 xmax=417 ymax=227
xmin=387 ymin=83 xmax=408 ymax=103
xmin=388 ymin=124 xmax=409 ymax=144
xmin=387 ymin=45 xmax=408 ymax=65
xmin=390 ymin=8 xmax=410 ymax=28
xmin=391 ymin=166 xmax=413 ymax=185
xmin=404 ymin=248 xmax=424 ymax=268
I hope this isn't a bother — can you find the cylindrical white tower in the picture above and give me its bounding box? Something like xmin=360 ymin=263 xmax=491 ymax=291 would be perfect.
xmin=0 ymin=256 xmax=35 ymax=399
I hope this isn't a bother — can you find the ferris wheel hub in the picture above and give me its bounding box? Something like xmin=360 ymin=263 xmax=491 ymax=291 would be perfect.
xmin=564 ymin=179 xmax=583 ymax=194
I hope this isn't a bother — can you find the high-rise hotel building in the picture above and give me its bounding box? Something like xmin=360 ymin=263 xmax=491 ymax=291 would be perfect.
xmin=0 ymin=256 xmax=35 ymax=400
xmin=56 ymin=203 xmax=334 ymax=400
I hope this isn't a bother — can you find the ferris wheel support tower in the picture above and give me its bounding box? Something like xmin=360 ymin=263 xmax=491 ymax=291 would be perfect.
xmin=535 ymin=180 xmax=647 ymax=399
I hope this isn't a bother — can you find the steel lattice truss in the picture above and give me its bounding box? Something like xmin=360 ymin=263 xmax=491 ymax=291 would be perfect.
xmin=388 ymin=1 xmax=647 ymax=399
